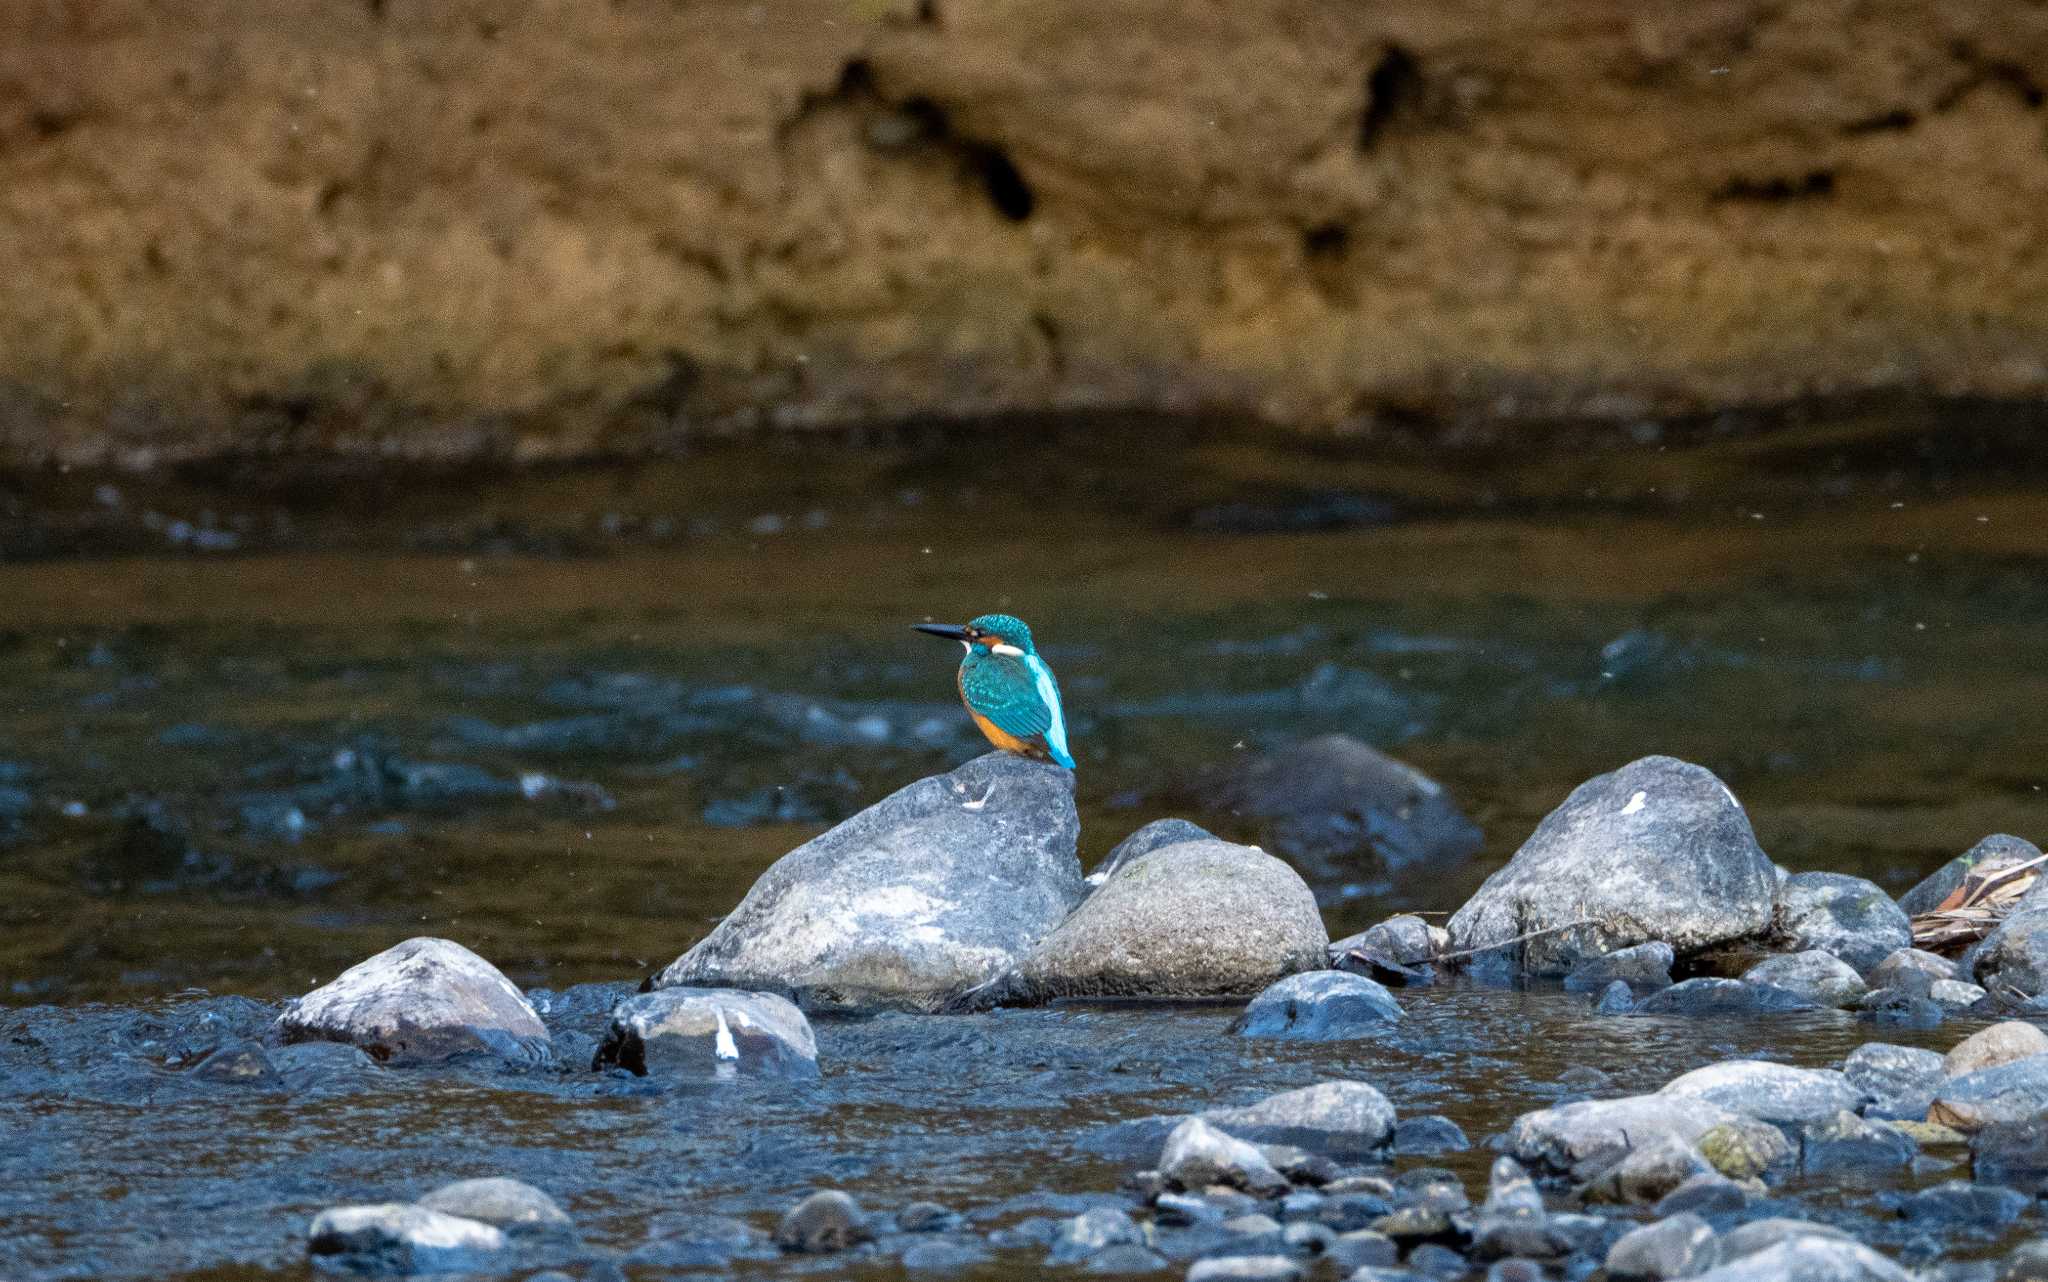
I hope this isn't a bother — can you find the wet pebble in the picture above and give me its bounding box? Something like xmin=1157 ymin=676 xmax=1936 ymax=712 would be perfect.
xmin=1563 ymin=941 xmax=1675 ymax=993
xmin=1605 ymin=1212 xmax=1715 ymax=1281
xmin=273 ymin=936 xmax=550 ymax=1065
xmin=1391 ymin=1114 xmax=1469 ymax=1156
xmin=1696 ymin=1116 xmax=1796 ymax=1181
xmin=1184 ymin=1255 xmax=1301 ymax=1281
xmin=774 ymin=1190 xmax=873 ymax=1253
xmin=415 ymin=1178 xmax=571 ymax=1238
xmin=1740 ymin=949 xmax=1868 ymax=1007
xmin=902 ymin=1237 xmax=990 ymax=1271
xmin=1869 ymin=947 xmax=1959 ymax=988
xmin=1160 ymin=1119 xmax=1289 ymax=1195
xmin=897 ymin=1201 xmax=960 ymax=1233
xmin=1846 ymin=1042 xmax=1946 ymax=1120
xmin=1632 ymin=977 xmax=1816 ymax=1016
xmin=1024 ymin=838 xmax=1327 ymax=1002
xmin=1233 ymin=972 xmax=1401 ymax=1040
xmin=1049 ymin=1207 xmax=1146 ymax=1263
xmin=1946 ymin=1021 xmax=2048 ymax=1077
xmin=1084 ymin=1242 xmax=1168 ymax=1273
xmin=1797 ymin=1110 xmax=1917 ymax=1173
xmin=1580 ymin=1133 xmax=1714 ymax=1205
xmin=1897 ymin=1180 xmax=2029 ymax=1228
xmin=1200 ymin=1080 xmax=1395 ymax=1158
xmin=189 ymin=1039 xmax=282 ymax=1087
xmin=1595 ymin=979 xmax=1637 ymax=1014
xmin=1772 ymin=871 xmax=1912 ymax=972
xmin=1654 ymin=1170 xmax=1753 ymax=1216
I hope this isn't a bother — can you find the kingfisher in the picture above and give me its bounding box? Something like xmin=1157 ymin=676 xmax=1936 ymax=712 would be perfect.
xmin=914 ymin=613 xmax=1074 ymax=768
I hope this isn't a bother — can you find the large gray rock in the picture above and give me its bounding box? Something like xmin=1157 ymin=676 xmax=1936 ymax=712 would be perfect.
xmin=1200 ymin=1081 xmax=1396 ymax=1159
xmin=1579 ymin=1134 xmax=1715 ymax=1205
xmin=592 ymin=987 xmax=818 ymax=1078
xmin=1739 ymin=952 xmax=1866 ymax=1008
xmin=656 ymin=753 xmax=1083 ymax=1011
xmin=1016 ymin=839 xmax=1326 ymax=1000
xmin=1502 ymin=1093 xmax=1737 ymax=1182
xmin=307 ymin=1204 xmax=507 ymax=1273
xmin=1233 ymin=972 xmax=1401 ymax=1040
xmin=273 ymin=937 xmax=549 ymax=1065
xmin=1445 ymin=756 xmax=1776 ymax=976
xmin=1658 ymin=1061 xmax=1867 ymax=1126
xmin=1771 ymin=873 xmax=1911 ymax=973
xmin=1900 ymin=834 xmax=2045 ymax=916
xmin=1213 ymin=733 xmax=1481 ymax=876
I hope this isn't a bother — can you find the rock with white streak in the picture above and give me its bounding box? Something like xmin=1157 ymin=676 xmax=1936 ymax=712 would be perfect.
xmin=593 ymin=987 xmax=817 ymax=1079
xmin=307 ymin=1204 xmax=507 ymax=1273
xmin=655 ymin=752 xmax=1083 ymax=1011
xmin=273 ymin=937 xmax=549 ymax=1064
xmin=1446 ymin=756 xmax=1776 ymax=977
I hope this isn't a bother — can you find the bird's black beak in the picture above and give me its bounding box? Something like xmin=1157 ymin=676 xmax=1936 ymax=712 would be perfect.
xmin=914 ymin=622 xmax=970 ymax=641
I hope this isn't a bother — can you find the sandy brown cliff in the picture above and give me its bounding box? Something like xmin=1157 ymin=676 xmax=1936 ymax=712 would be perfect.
xmin=3 ymin=0 xmax=2046 ymax=464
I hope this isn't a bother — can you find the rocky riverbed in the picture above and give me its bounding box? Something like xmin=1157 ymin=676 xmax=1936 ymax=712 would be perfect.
xmin=11 ymin=744 xmax=2048 ymax=1279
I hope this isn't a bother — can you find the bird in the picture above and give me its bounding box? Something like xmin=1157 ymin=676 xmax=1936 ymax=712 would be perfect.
xmin=914 ymin=613 xmax=1074 ymax=768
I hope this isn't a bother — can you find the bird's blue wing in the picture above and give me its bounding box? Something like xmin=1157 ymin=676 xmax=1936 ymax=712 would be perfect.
xmin=961 ymin=654 xmax=1054 ymax=741
xmin=1023 ymin=654 xmax=1073 ymax=767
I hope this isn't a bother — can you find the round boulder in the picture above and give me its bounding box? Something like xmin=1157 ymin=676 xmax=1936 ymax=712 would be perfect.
xmin=1016 ymin=839 xmax=1327 ymax=1000
xmin=656 ymin=753 xmax=1083 ymax=1012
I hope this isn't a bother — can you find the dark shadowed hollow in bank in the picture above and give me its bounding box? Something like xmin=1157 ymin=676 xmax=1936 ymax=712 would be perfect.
xmin=2 ymin=401 xmax=2048 ymax=1279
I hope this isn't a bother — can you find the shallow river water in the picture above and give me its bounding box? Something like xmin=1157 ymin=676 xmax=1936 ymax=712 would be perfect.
xmin=2 ymin=404 xmax=2045 ymax=1278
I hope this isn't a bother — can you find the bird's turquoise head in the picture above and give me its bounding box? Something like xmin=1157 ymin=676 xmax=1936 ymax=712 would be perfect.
xmin=913 ymin=613 xmax=1037 ymax=656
